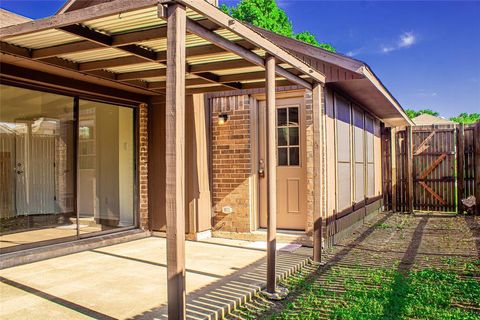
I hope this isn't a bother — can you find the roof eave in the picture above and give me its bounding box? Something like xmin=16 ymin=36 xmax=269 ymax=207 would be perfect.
xmin=360 ymin=65 xmax=414 ymax=126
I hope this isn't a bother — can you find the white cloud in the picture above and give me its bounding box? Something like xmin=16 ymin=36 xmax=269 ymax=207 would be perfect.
xmin=381 ymin=46 xmax=395 ymax=53
xmin=416 ymin=89 xmax=438 ymax=98
xmin=346 ymin=47 xmax=364 ymax=57
xmin=381 ymin=31 xmax=417 ymax=54
xmin=399 ymin=32 xmax=416 ymax=48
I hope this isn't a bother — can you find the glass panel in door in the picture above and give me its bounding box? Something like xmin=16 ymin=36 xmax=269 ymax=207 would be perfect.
xmin=0 ymin=85 xmax=76 ymax=252
xmin=78 ymin=100 xmax=135 ymax=235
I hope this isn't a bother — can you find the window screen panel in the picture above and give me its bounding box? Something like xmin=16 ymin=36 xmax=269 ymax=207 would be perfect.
xmin=355 ymin=163 xmax=365 ymax=202
xmin=367 ymin=163 xmax=375 ymax=196
xmin=365 ymin=115 xmax=375 ymax=197
xmin=352 ymin=106 xmax=364 ymax=202
xmin=336 ymin=95 xmax=351 ymax=124
xmin=366 ymin=115 xmax=374 ymax=163
xmin=337 ymin=121 xmax=351 ymax=162
xmin=367 ymin=132 xmax=374 ymax=163
xmin=337 ymin=162 xmax=352 ymax=210
xmin=353 ymin=107 xmax=364 ymax=163
xmin=336 ymin=95 xmax=352 ymax=210
xmin=354 ymin=127 xmax=364 ymax=163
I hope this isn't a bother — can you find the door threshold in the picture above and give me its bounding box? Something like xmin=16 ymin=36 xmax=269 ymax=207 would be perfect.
xmin=1 ymin=229 xmax=149 ymax=269
xmin=254 ymin=228 xmax=306 ymax=236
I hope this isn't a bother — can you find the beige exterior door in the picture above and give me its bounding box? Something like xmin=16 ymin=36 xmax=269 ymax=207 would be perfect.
xmin=259 ymin=97 xmax=307 ymax=230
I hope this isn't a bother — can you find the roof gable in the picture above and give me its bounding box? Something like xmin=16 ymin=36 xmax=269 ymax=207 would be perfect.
xmin=413 ymin=114 xmax=454 ymax=126
xmin=0 ymin=9 xmax=31 ymax=28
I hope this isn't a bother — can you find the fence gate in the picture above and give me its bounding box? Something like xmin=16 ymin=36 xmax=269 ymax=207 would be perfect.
xmin=391 ymin=123 xmax=479 ymax=214
xmin=412 ymin=125 xmax=457 ymax=212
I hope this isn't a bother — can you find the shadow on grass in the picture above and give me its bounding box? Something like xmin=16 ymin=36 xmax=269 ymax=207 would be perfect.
xmin=231 ymin=213 xmax=480 ymax=320
xmin=227 ymin=212 xmax=396 ymax=319
xmin=464 ymin=215 xmax=480 ymax=257
xmin=380 ymin=216 xmax=428 ymax=319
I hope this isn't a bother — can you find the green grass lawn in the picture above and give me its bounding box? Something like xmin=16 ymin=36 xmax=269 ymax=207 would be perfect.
xmin=231 ymin=260 xmax=480 ymax=320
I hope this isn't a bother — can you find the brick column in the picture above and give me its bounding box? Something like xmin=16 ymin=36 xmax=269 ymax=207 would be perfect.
xmin=305 ymin=90 xmax=315 ymax=236
xmin=211 ymin=95 xmax=253 ymax=233
xmin=138 ymin=103 xmax=149 ymax=230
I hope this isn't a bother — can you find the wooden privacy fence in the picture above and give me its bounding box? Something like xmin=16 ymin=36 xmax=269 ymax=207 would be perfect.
xmin=383 ymin=122 xmax=480 ymax=214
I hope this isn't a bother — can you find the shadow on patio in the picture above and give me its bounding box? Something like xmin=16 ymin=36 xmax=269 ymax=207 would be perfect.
xmin=0 ymin=236 xmax=311 ymax=320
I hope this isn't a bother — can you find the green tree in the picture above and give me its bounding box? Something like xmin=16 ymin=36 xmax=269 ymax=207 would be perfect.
xmin=404 ymin=109 xmax=439 ymax=119
xmin=221 ymin=0 xmax=336 ymax=52
xmin=221 ymin=0 xmax=293 ymax=37
xmin=294 ymin=31 xmax=319 ymax=46
xmin=318 ymin=43 xmax=336 ymax=53
xmin=450 ymin=113 xmax=480 ymax=124
xmin=405 ymin=109 xmax=418 ymax=119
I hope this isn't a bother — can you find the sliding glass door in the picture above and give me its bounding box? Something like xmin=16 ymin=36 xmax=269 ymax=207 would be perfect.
xmin=0 ymin=85 xmax=76 ymax=251
xmin=0 ymin=84 xmax=136 ymax=253
xmin=77 ymin=100 xmax=135 ymax=236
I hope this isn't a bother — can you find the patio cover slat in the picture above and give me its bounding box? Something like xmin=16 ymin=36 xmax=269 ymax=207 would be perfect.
xmin=0 ymin=0 xmax=160 ymax=39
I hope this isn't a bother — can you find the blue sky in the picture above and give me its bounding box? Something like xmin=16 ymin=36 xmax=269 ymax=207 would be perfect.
xmin=1 ymin=0 xmax=479 ymax=118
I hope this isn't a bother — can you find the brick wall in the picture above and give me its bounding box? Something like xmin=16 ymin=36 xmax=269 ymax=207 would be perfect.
xmin=304 ymin=90 xmax=314 ymax=236
xmin=138 ymin=103 xmax=149 ymax=230
xmin=210 ymin=95 xmax=253 ymax=233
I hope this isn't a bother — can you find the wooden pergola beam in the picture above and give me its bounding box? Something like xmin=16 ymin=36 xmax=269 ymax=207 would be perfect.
xmin=78 ymin=43 xmax=250 ymax=71
xmin=186 ymin=17 xmax=313 ymax=89
xmin=0 ymin=62 xmax=148 ymax=103
xmin=177 ymin=0 xmax=325 ymax=85
xmin=32 ymin=41 xmax=99 ymax=59
xmin=59 ymin=24 xmax=158 ymax=62
xmin=61 ymin=24 xmax=111 ymax=45
xmin=79 ymin=56 xmax=147 ymax=72
xmin=59 ymin=20 xmax=247 ymax=90
xmin=242 ymin=79 xmax=292 ymax=89
xmin=148 ymin=78 xmax=212 ymax=89
xmin=186 ymin=18 xmax=263 ymax=65
xmin=1 ymin=42 xmax=30 ymax=58
xmin=165 ymin=3 xmax=187 ymax=319
xmin=189 ymin=59 xmax=255 ymax=73
xmin=31 ymin=25 xmax=166 ymax=60
xmin=0 ymin=42 xmax=169 ymax=92
xmin=185 ymin=85 xmax=237 ymax=95
xmin=218 ymin=70 xmax=300 ymax=83
xmin=117 ymin=68 xmax=166 ymax=81
xmin=115 ymin=69 xmax=241 ymax=92
xmin=312 ymin=83 xmax=323 ymax=263
xmin=265 ymin=54 xmax=277 ymax=294
xmin=32 ymin=21 xmax=252 ymax=61
xmin=154 ymin=78 xmax=293 ymax=94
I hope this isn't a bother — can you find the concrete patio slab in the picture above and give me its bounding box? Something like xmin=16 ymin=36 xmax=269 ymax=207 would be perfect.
xmin=0 ymin=236 xmax=312 ymax=319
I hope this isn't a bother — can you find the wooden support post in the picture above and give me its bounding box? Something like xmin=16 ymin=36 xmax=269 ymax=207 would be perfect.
xmin=406 ymin=126 xmax=414 ymax=213
xmin=312 ymin=83 xmax=323 ymax=263
xmin=457 ymin=124 xmax=465 ymax=213
xmin=165 ymin=4 xmax=186 ymax=320
xmin=475 ymin=122 xmax=480 ymax=215
xmin=391 ymin=127 xmax=397 ymax=212
xmin=266 ymin=54 xmax=277 ymax=294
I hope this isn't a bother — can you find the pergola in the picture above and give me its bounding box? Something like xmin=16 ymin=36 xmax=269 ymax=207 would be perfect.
xmin=0 ymin=0 xmax=326 ymax=318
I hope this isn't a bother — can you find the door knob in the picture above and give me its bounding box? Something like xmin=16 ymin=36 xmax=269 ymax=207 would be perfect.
xmin=258 ymin=159 xmax=265 ymax=178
